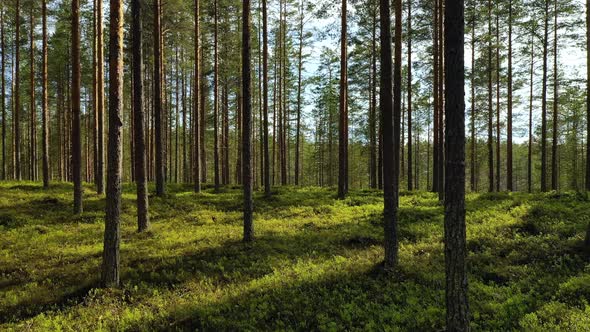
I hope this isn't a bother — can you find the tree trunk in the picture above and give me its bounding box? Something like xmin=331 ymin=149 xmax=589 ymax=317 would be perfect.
xmin=586 ymin=0 xmax=590 ymax=192
xmin=97 ymin=0 xmax=105 ymax=194
xmin=102 ymin=0 xmax=124 ymax=287
xmin=29 ymin=5 xmax=37 ymax=182
xmin=338 ymin=0 xmax=348 ymax=199
xmin=262 ymin=0 xmax=271 ymax=196
xmin=541 ymin=0 xmax=549 ymax=192
xmin=213 ymin=0 xmax=220 ymax=192
xmin=407 ymin=0 xmax=413 ymax=191
xmin=370 ymin=6 xmax=377 ymax=189
xmin=433 ymin=0 xmax=439 ymax=194
xmin=528 ymin=34 xmax=534 ymax=193
xmin=470 ymin=3 xmax=476 ymax=192
xmin=72 ymin=0 xmax=83 ymax=214
xmin=381 ymin=0 xmax=399 ymax=270
xmin=15 ymin=0 xmax=21 ymax=181
xmin=444 ymin=0 xmax=470 ymax=329
xmin=154 ymin=0 xmax=165 ymax=196
xmin=42 ymin=0 xmax=49 ymax=187
xmin=0 ymin=6 xmax=5 ymax=180
xmin=551 ymin=0 xmax=558 ymax=191
xmin=193 ymin=0 xmax=201 ymax=192
xmin=487 ymin=0 xmax=494 ymax=192
xmin=506 ymin=0 xmax=513 ymax=191
xmin=132 ymin=0 xmax=149 ymax=232
xmin=495 ymin=14 xmax=500 ymax=192
xmin=242 ymin=0 xmax=254 ymax=242
xmin=295 ymin=0 xmax=304 ymax=186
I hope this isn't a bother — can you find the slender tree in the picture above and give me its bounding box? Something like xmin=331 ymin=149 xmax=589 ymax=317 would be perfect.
xmin=541 ymin=0 xmax=549 ymax=192
xmin=243 ymin=0 xmax=254 ymax=242
xmin=444 ymin=0 xmax=470 ymax=329
xmin=586 ymin=0 xmax=590 ymax=248
xmin=338 ymin=0 xmax=348 ymax=199
xmin=551 ymin=0 xmax=558 ymax=191
xmin=213 ymin=0 xmax=221 ymax=192
xmin=29 ymin=4 xmax=37 ymax=181
xmin=487 ymin=0 xmax=494 ymax=192
xmin=506 ymin=0 xmax=513 ymax=191
xmin=154 ymin=0 xmax=165 ymax=196
xmin=132 ymin=0 xmax=149 ymax=231
xmin=97 ymin=0 xmax=105 ymax=194
xmin=102 ymin=0 xmax=124 ymax=287
xmin=528 ymin=34 xmax=534 ymax=193
xmin=72 ymin=0 xmax=83 ymax=214
xmin=381 ymin=0 xmax=398 ymax=269
xmin=407 ymin=0 xmax=413 ymax=191
xmin=295 ymin=0 xmax=304 ymax=186
xmin=41 ymin=0 xmax=49 ymax=188
xmin=194 ymin=0 xmax=201 ymax=192
xmin=15 ymin=0 xmax=21 ymax=181
xmin=1 ymin=6 xmax=6 ymax=180
xmin=262 ymin=0 xmax=271 ymax=196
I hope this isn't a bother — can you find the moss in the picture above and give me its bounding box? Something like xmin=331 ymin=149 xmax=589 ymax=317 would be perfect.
xmin=0 ymin=181 xmax=588 ymax=330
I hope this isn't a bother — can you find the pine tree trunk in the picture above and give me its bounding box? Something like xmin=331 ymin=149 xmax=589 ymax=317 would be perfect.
xmin=551 ymin=1 xmax=558 ymax=191
xmin=102 ymin=0 xmax=124 ymax=287
xmin=29 ymin=6 xmax=37 ymax=182
xmin=242 ymin=0 xmax=254 ymax=242
xmin=433 ymin=0 xmax=439 ymax=194
xmin=381 ymin=0 xmax=399 ymax=270
xmin=495 ymin=14 xmax=501 ymax=192
xmin=97 ymin=0 xmax=105 ymax=194
xmin=213 ymin=0 xmax=220 ymax=192
xmin=15 ymin=0 xmax=21 ymax=181
xmin=586 ymin=0 xmax=590 ymax=192
xmin=528 ymin=35 xmax=534 ymax=193
xmin=337 ymin=0 xmax=348 ymax=199
xmin=132 ymin=0 xmax=149 ymax=232
xmin=407 ymin=0 xmax=413 ymax=191
xmin=72 ymin=0 xmax=83 ymax=214
xmin=444 ymin=0 xmax=470 ymax=328
xmin=541 ymin=0 xmax=549 ymax=192
xmin=154 ymin=0 xmax=165 ymax=196
xmin=470 ymin=4 xmax=476 ymax=192
xmin=506 ymin=0 xmax=513 ymax=191
xmin=194 ymin=0 xmax=201 ymax=192
xmin=370 ymin=6 xmax=377 ymax=189
xmin=295 ymin=0 xmax=304 ymax=186
xmin=42 ymin=0 xmax=49 ymax=187
xmin=0 ymin=6 xmax=5 ymax=180
xmin=262 ymin=0 xmax=271 ymax=196
xmin=487 ymin=0 xmax=494 ymax=193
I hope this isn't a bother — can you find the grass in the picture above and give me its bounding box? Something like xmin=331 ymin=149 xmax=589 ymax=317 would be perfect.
xmin=0 ymin=181 xmax=589 ymax=331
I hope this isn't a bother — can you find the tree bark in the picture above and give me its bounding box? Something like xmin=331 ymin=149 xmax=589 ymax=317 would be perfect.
xmin=29 ymin=5 xmax=37 ymax=181
xmin=487 ymin=0 xmax=494 ymax=192
xmin=242 ymin=0 xmax=254 ymax=242
xmin=551 ymin=0 xmax=558 ymax=191
xmin=407 ymin=0 xmax=413 ymax=191
xmin=0 ymin=6 xmax=5 ymax=180
xmin=444 ymin=0 xmax=470 ymax=329
xmin=213 ymin=0 xmax=220 ymax=192
xmin=470 ymin=4 xmax=476 ymax=192
xmin=338 ymin=0 xmax=348 ymax=199
xmin=528 ymin=34 xmax=534 ymax=193
xmin=541 ymin=0 xmax=549 ymax=192
xmin=154 ymin=0 xmax=165 ymax=196
xmin=381 ymin=0 xmax=399 ymax=270
xmin=97 ymin=0 xmax=105 ymax=194
xmin=42 ymin=0 xmax=49 ymax=187
xmin=15 ymin=0 xmax=21 ymax=181
xmin=132 ymin=0 xmax=149 ymax=232
xmin=506 ymin=0 xmax=513 ymax=191
xmin=102 ymin=0 xmax=124 ymax=287
xmin=262 ymin=0 xmax=271 ymax=196
xmin=72 ymin=0 xmax=83 ymax=214
xmin=295 ymin=0 xmax=304 ymax=186
xmin=194 ymin=0 xmax=201 ymax=192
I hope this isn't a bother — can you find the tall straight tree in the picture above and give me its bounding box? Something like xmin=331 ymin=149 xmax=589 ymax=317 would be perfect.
xmin=29 ymin=4 xmax=36 ymax=181
xmin=96 ymin=0 xmax=105 ymax=194
xmin=242 ymin=0 xmax=254 ymax=242
xmin=540 ymin=0 xmax=549 ymax=192
xmin=407 ymin=0 xmax=413 ymax=191
xmin=444 ymin=0 xmax=469 ymax=329
xmin=338 ymin=0 xmax=348 ymax=199
xmin=295 ymin=0 xmax=304 ymax=186
xmin=41 ymin=0 xmax=49 ymax=188
xmin=15 ymin=0 xmax=21 ymax=181
xmin=194 ymin=0 xmax=201 ymax=193
xmin=551 ymin=0 xmax=558 ymax=191
xmin=506 ymin=0 xmax=513 ymax=191
xmin=154 ymin=0 xmax=165 ymax=196
xmin=72 ymin=0 xmax=83 ymax=214
xmin=213 ymin=0 xmax=220 ymax=192
xmin=102 ymin=0 xmax=124 ymax=287
xmin=528 ymin=33 xmax=534 ymax=193
xmin=262 ymin=0 xmax=271 ymax=197
xmin=486 ymin=0 xmax=494 ymax=192
xmin=381 ymin=0 xmax=399 ymax=269
xmin=1 ymin=5 xmax=6 ymax=180
xmin=132 ymin=0 xmax=149 ymax=232
xmin=587 ymin=0 xmax=590 ymax=192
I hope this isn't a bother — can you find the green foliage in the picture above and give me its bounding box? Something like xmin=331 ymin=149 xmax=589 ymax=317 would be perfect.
xmin=0 ymin=183 xmax=588 ymax=330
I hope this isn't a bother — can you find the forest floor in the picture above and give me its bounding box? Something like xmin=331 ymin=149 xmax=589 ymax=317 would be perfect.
xmin=0 ymin=182 xmax=589 ymax=331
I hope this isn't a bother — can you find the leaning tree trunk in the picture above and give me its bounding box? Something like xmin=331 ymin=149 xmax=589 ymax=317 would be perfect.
xmin=102 ymin=0 xmax=124 ymax=288
xmin=72 ymin=0 xmax=83 ymax=214
xmin=444 ymin=0 xmax=470 ymax=329
xmin=132 ymin=0 xmax=149 ymax=232
xmin=242 ymin=0 xmax=254 ymax=242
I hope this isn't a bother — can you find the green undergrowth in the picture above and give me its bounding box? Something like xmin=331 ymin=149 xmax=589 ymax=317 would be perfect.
xmin=0 ymin=181 xmax=589 ymax=331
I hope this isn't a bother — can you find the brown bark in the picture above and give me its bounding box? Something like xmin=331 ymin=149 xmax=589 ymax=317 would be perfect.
xmin=213 ymin=0 xmax=220 ymax=192
xmin=102 ymin=0 xmax=124 ymax=287
xmin=72 ymin=0 xmax=83 ymax=214
xmin=262 ymin=0 xmax=271 ymax=196
xmin=407 ymin=0 xmax=413 ymax=191
xmin=41 ymin=0 xmax=48 ymax=187
xmin=194 ymin=0 xmax=201 ymax=192
xmin=551 ymin=0 xmax=558 ymax=191
xmin=15 ymin=0 xmax=21 ymax=181
xmin=507 ymin=0 xmax=513 ymax=191
xmin=97 ymin=0 xmax=105 ymax=194
xmin=242 ymin=0 xmax=254 ymax=242
xmin=444 ymin=0 xmax=470 ymax=328
xmin=541 ymin=0 xmax=549 ymax=192
xmin=1 ymin=6 xmax=6 ymax=180
xmin=29 ymin=5 xmax=37 ymax=181
xmin=337 ymin=0 xmax=348 ymax=199
xmin=487 ymin=0 xmax=494 ymax=192
xmin=154 ymin=0 xmax=165 ymax=196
